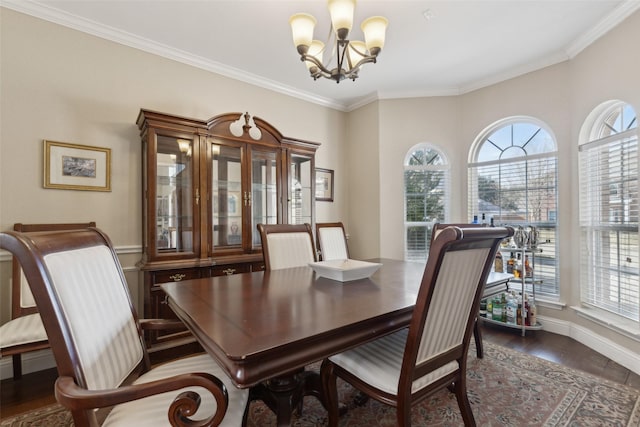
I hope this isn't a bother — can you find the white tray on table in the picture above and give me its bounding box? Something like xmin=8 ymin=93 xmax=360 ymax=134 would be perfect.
xmin=308 ymin=259 xmax=382 ymax=282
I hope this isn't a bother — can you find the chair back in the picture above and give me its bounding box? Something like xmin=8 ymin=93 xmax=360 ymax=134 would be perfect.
xmin=0 ymin=228 xmax=147 ymax=393
xmin=429 ymin=222 xmax=487 ymax=246
xmin=315 ymin=222 xmax=349 ymax=260
xmin=10 ymin=222 xmax=96 ymax=318
xmin=257 ymin=223 xmax=316 ymax=270
xmin=400 ymin=226 xmax=514 ymax=394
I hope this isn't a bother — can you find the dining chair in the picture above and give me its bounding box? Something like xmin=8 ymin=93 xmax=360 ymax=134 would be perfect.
xmin=321 ymin=226 xmax=514 ymax=427
xmin=315 ymin=222 xmax=349 ymax=260
xmin=0 ymin=227 xmax=248 ymax=427
xmin=257 ymin=223 xmax=316 ymax=270
xmin=430 ymin=222 xmax=490 ymax=358
xmin=0 ymin=221 xmax=96 ymax=379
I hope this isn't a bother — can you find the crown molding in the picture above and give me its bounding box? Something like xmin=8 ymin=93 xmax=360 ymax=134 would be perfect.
xmin=565 ymin=0 xmax=640 ymax=58
xmin=0 ymin=0 xmax=350 ymax=112
xmin=2 ymin=0 xmax=638 ymax=111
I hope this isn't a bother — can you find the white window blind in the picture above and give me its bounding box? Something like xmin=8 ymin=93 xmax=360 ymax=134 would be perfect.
xmin=404 ymin=145 xmax=449 ymax=261
xmin=579 ymin=103 xmax=639 ymax=322
xmin=468 ymin=121 xmax=559 ymax=296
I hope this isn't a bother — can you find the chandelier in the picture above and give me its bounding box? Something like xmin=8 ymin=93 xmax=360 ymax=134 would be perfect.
xmin=289 ymin=0 xmax=388 ymax=83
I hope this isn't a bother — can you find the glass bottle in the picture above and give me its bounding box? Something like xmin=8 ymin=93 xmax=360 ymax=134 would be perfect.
xmin=492 ymin=297 xmax=503 ymax=323
xmin=506 ymin=252 xmax=515 ymax=274
xmin=494 ymin=250 xmax=504 ymax=273
xmin=513 ymin=253 xmax=522 ymax=278
xmin=528 ymin=297 xmax=537 ymax=326
xmin=525 ymin=255 xmax=533 ymax=278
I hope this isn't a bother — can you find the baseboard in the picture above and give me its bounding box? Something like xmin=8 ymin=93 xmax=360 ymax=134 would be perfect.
xmin=0 ymin=349 xmax=56 ymax=380
xmin=538 ymin=315 xmax=640 ymax=375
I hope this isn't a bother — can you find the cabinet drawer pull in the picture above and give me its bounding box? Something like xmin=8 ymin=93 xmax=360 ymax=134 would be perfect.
xmin=169 ymin=273 xmax=186 ymax=282
xmin=223 ymin=268 xmax=236 ymax=276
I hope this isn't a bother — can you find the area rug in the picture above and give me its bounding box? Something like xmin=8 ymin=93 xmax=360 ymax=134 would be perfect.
xmin=2 ymin=342 xmax=639 ymax=426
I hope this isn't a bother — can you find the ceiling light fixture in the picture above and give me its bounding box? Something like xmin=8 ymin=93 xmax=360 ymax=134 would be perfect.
xmin=289 ymin=0 xmax=388 ymax=83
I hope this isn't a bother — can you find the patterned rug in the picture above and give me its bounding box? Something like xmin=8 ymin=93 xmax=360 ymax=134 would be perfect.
xmin=2 ymin=342 xmax=639 ymax=426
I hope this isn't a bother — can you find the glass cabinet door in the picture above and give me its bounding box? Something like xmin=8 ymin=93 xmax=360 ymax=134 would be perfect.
xmin=288 ymin=152 xmax=313 ymax=225
xmin=211 ymin=142 xmax=243 ymax=249
xmin=155 ymin=135 xmax=195 ymax=256
xmin=251 ymin=148 xmax=280 ymax=247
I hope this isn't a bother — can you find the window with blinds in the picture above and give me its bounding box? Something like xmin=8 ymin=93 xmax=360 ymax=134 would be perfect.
xmin=468 ymin=120 xmax=559 ymax=296
xmin=579 ymin=102 xmax=638 ymax=322
xmin=404 ymin=145 xmax=449 ymax=261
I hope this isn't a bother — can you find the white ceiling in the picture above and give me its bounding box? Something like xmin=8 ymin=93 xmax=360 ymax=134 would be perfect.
xmin=4 ymin=0 xmax=639 ymax=111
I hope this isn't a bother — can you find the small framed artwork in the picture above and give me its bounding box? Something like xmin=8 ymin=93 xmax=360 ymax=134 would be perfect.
xmin=315 ymin=168 xmax=334 ymax=202
xmin=44 ymin=140 xmax=111 ymax=191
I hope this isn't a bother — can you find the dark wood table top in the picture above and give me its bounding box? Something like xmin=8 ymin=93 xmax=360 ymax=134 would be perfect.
xmin=161 ymin=259 xmax=513 ymax=388
xmin=161 ymin=258 xmax=426 ymax=388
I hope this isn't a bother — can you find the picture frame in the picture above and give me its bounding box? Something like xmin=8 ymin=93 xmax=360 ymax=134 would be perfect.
xmin=44 ymin=140 xmax=111 ymax=191
xmin=315 ymin=168 xmax=334 ymax=202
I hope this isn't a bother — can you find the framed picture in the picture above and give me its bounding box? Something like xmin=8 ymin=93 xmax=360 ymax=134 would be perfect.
xmin=44 ymin=140 xmax=111 ymax=191
xmin=315 ymin=168 xmax=334 ymax=202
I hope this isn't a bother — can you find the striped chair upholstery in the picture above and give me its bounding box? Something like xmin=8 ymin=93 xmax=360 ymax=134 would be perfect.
xmin=315 ymin=222 xmax=349 ymax=261
xmin=431 ymin=222 xmax=491 ymax=359
xmin=0 ymin=228 xmax=248 ymax=427
xmin=321 ymin=226 xmax=514 ymax=427
xmin=0 ymin=221 xmax=96 ymax=379
xmin=257 ymin=223 xmax=316 ymax=270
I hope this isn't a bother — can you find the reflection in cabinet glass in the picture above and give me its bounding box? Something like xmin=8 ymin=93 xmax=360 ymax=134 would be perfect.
xmin=212 ymin=143 xmax=242 ymax=248
xmin=251 ymin=149 xmax=279 ymax=247
xmin=290 ymin=153 xmax=313 ymax=225
xmin=156 ymin=136 xmax=193 ymax=253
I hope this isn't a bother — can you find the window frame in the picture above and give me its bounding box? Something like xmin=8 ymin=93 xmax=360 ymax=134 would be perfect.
xmin=468 ymin=117 xmax=559 ymax=297
xmin=403 ymin=143 xmax=450 ymax=261
xmin=579 ymin=101 xmax=639 ymax=324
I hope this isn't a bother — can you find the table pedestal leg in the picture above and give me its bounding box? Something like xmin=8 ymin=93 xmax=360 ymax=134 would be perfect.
xmin=249 ymin=368 xmax=325 ymax=427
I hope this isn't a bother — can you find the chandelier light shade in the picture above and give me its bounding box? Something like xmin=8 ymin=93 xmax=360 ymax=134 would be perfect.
xmin=289 ymin=0 xmax=388 ymax=83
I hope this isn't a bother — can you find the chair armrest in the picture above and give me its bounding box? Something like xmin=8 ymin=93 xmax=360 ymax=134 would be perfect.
xmin=55 ymin=373 xmax=229 ymax=427
xmin=139 ymin=318 xmax=185 ymax=331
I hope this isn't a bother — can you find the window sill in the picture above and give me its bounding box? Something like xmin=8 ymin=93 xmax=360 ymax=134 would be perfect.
xmin=571 ymin=305 xmax=640 ymax=341
xmin=535 ymin=296 xmax=565 ymax=311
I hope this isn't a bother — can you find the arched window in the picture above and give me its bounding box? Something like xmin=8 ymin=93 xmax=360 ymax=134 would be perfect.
xmin=468 ymin=118 xmax=559 ymax=296
xmin=579 ymin=101 xmax=638 ymax=323
xmin=404 ymin=144 xmax=449 ymax=261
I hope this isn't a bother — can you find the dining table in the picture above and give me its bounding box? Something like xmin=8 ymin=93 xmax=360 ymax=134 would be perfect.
xmin=160 ymin=258 xmax=512 ymax=426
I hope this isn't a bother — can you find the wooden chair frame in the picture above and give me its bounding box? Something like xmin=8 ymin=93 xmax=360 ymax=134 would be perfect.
xmin=1 ymin=221 xmax=95 ymax=379
xmin=430 ymin=222 xmax=497 ymax=358
xmin=0 ymin=227 xmax=245 ymax=426
xmin=315 ymin=222 xmax=350 ymax=260
xmin=257 ymin=223 xmax=316 ymax=270
xmin=322 ymin=226 xmax=514 ymax=426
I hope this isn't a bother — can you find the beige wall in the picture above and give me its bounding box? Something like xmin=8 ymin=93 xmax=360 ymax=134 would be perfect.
xmin=2 ymin=7 xmax=639 ymax=371
xmin=345 ymin=102 xmax=380 ymax=259
xmin=0 ymin=9 xmax=347 ymax=322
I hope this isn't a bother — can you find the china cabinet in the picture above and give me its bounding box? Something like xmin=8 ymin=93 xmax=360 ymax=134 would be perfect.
xmin=137 ymin=109 xmax=319 ymax=347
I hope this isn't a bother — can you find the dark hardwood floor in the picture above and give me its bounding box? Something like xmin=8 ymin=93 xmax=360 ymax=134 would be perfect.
xmin=1 ymin=324 xmax=639 ymax=420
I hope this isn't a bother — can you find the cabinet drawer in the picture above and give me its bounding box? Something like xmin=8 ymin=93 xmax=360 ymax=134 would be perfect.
xmin=251 ymin=262 xmax=266 ymax=272
xmin=153 ymin=268 xmax=202 ymax=284
xmin=211 ymin=263 xmax=251 ymax=276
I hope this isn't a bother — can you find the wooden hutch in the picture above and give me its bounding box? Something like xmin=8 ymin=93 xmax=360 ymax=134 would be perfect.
xmin=137 ymin=109 xmax=319 ymax=347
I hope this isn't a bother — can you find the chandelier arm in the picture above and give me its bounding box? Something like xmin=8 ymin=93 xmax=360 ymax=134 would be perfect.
xmin=336 ymin=40 xmax=345 ymax=72
xmin=300 ymin=54 xmax=334 ymax=76
xmin=350 ymin=55 xmax=378 ymax=70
